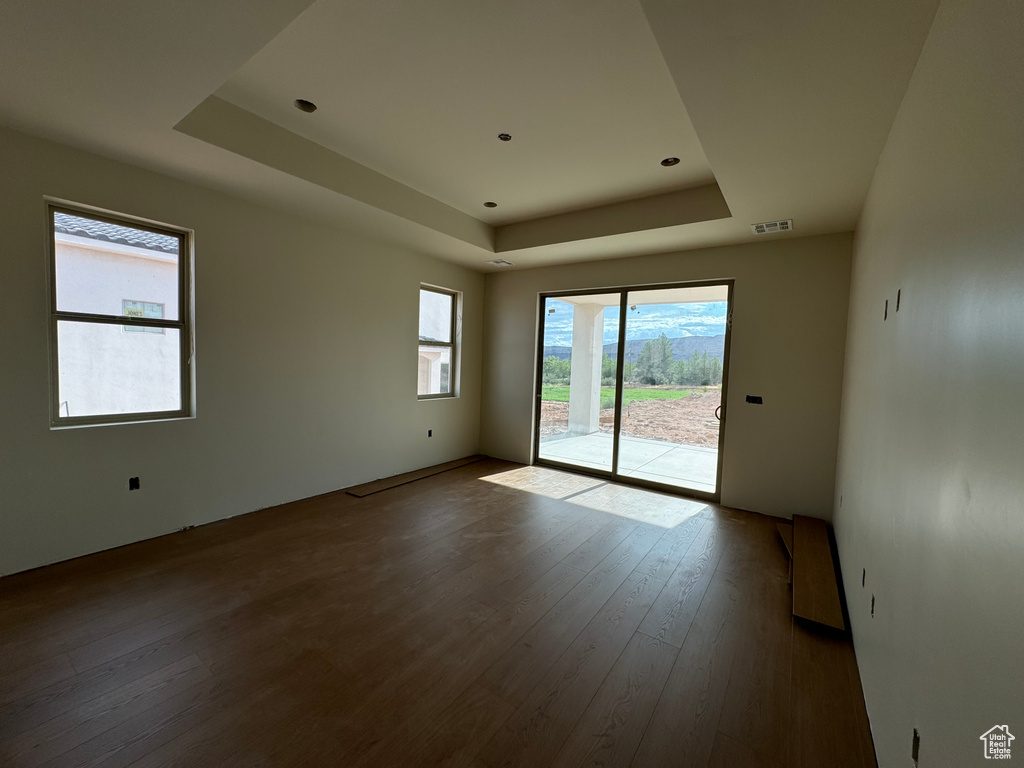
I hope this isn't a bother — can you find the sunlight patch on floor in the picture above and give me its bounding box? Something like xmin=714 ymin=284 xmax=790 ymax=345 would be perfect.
xmin=564 ymin=483 xmax=708 ymax=528
xmin=479 ymin=465 xmax=606 ymax=499
xmin=480 ymin=465 xmax=708 ymax=529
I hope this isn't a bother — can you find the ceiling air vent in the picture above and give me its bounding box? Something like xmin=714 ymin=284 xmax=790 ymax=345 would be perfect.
xmin=488 ymin=258 xmax=515 ymax=267
xmin=751 ymin=219 xmax=793 ymax=235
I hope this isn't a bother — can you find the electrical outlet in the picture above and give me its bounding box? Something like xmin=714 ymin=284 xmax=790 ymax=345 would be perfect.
xmin=128 ymin=477 xmax=140 ymax=491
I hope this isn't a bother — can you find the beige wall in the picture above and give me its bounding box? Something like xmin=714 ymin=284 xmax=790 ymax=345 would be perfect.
xmin=0 ymin=126 xmax=483 ymax=576
xmin=833 ymin=0 xmax=1024 ymax=764
xmin=481 ymin=233 xmax=852 ymax=518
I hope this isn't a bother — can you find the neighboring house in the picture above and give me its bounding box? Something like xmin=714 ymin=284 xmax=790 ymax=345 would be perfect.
xmin=980 ymin=725 xmax=1015 ymax=759
xmin=416 ymin=343 xmax=448 ymax=395
xmin=54 ymin=213 xmax=181 ymax=418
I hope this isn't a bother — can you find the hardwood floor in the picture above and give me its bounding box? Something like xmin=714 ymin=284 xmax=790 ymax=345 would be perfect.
xmin=0 ymin=460 xmax=877 ymax=767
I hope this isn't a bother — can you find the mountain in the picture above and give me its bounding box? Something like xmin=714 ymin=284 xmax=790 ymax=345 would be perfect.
xmin=543 ymin=334 xmax=725 ymax=362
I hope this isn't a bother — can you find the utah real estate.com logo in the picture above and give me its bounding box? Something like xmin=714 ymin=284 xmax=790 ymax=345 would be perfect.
xmin=980 ymin=725 xmax=1014 ymax=760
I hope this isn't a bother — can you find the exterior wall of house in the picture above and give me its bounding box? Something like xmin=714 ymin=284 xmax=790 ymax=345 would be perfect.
xmin=0 ymin=125 xmax=483 ymax=576
xmin=833 ymin=0 xmax=1024 ymax=763
xmin=416 ymin=349 xmax=443 ymax=394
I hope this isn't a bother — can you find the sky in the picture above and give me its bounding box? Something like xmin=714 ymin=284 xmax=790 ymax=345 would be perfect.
xmin=543 ymin=299 xmax=728 ymax=347
xmin=419 ymin=288 xmax=452 ymax=343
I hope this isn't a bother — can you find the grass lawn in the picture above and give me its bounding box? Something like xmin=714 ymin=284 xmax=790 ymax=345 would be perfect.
xmin=542 ymin=386 xmax=690 ymax=407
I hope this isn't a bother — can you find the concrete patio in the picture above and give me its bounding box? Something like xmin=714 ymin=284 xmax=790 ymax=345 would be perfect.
xmin=538 ymin=432 xmax=717 ymax=493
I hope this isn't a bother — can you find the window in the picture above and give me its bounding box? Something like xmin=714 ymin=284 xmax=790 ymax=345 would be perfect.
xmin=418 ymin=285 xmax=458 ymax=398
xmin=48 ymin=202 xmax=193 ymax=426
xmin=122 ymin=300 xmax=165 ymax=334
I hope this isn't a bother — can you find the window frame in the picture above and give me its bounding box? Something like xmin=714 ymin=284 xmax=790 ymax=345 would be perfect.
xmin=46 ymin=200 xmax=194 ymax=428
xmin=417 ymin=284 xmax=458 ymax=400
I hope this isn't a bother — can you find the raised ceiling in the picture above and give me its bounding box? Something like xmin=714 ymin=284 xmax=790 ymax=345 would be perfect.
xmin=216 ymin=0 xmax=713 ymax=225
xmin=0 ymin=0 xmax=940 ymax=270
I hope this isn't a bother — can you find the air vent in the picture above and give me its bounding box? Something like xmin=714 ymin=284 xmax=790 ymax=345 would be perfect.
xmin=751 ymin=219 xmax=793 ymax=235
xmin=488 ymin=259 xmax=514 ymax=267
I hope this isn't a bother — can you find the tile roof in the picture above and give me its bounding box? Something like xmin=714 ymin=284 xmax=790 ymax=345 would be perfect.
xmin=54 ymin=212 xmax=179 ymax=255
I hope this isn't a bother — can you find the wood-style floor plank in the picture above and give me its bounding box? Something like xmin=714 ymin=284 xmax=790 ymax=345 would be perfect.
xmin=344 ymin=454 xmax=486 ymax=496
xmin=0 ymin=459 xmax=877 ymax=768
xmin=717 ymin=569 xmax=793 ymax=762
xmin=1 ymin=654 xmax=210 ymax=767
xmin=560 ymin=518 xmax=641 ymax=573
xmin=633 ymin=512 xmax=708 ymax=581
xmin=474 ymin=570 xmax=666 ymax=768
xmin=318 ymin=560 xmax=592 ymax=765
xmin=550 ymin=631 xmax=678 ymax=768
xmin=630 ymin=572 xmax=747 ymax=768
xmin=708 ymin=731 xmax=786 ymax=768
xmin=470 ymin=511 xmax=611 ymax=610
xmin=792 ymin=514 xmax=845 ymax=629
xmin=791 ymin=621 xmax=877 ymax=768
xmin=40 ymin=641 xmax=335 ymax=768
xmin=636 ymin=520 xmax=724 ymax=648
xmin=352 ymin=683 xmax=514 ymax=768
xmin=0 ymin=655 xmax=77 ymax=709
xmin=477 ymin=523 xmax=664 ymax=706
xmin=0 ymin=637 xmax=195 ymax=743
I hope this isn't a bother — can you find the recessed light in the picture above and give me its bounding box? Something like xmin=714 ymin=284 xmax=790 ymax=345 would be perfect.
xmin=483 ymin=201 xmax=498 ymax=208
xmin=498 ymin=133 xmax=512 ymax=142
xmin=294 ymin=99 xmax=318 ymax=113
xmin=660 ymin=157 xmax=680 ymax=167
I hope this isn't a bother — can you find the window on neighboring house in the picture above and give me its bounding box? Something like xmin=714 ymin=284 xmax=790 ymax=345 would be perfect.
xmin=418 ymin=285 xmax=459 ymax=398
xmin=122 ymin=300 xmax=165 ymax=334
xmin=48 ymin=202 xmax=193 ymax=426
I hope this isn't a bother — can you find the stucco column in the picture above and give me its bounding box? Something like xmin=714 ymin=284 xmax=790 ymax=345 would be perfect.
xmin=568 ymin=304 xmax=604 ymax=435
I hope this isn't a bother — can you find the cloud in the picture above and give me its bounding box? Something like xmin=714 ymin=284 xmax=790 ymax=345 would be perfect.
xmin=542 ymin=300 xmax=728 ymax=347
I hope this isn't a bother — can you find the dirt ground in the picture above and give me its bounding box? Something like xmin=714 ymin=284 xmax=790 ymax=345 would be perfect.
xmin=539 ymin=389 xmax=721 ymax=448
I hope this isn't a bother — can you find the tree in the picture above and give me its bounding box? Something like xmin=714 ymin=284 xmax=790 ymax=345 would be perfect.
xmin=601 ymin=353 xmax=616 ymax=385
xmin=656 ymin=335 xmax=674 ymax=383
xmin=698 ymin=350 xmax=711 ymax=386
xmin=636 ymin=333 xmax=674 ymax=385
xmin=709 ymin=356 xmax=723 ymax=385
xmin=635 ymin=342 xmax=655 ymax=384
xmin=685 ymin=349 xmax=702 ymax=385
xmin=670 ymin=358 xmax=687 ymax=385
xmin=542 ymin=355 xmax=571 ymax=384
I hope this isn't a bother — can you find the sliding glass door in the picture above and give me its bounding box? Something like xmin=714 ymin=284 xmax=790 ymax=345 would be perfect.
xmin=535 ymin=281 xmax=732 ymax=500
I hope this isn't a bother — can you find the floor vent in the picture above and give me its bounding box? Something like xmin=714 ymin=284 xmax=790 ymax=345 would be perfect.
xmin=751 ymin=219 xmax=793 ymax=235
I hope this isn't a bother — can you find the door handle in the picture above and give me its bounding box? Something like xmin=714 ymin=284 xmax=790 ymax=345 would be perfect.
xmin=715 ymin=405 xmax=722 ymax=421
